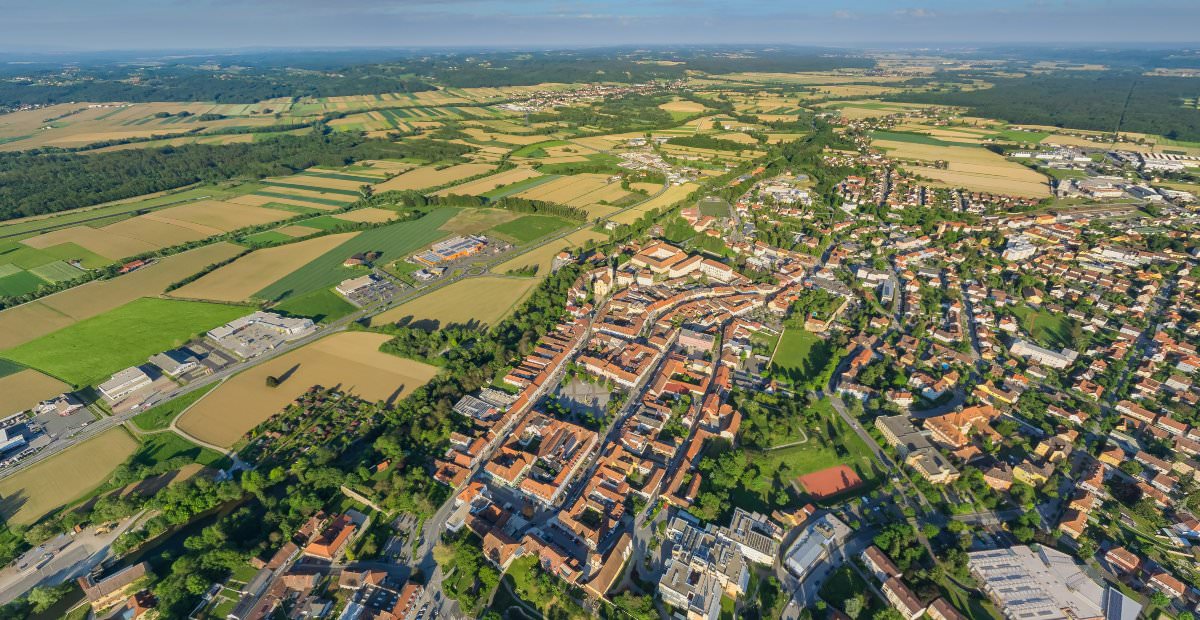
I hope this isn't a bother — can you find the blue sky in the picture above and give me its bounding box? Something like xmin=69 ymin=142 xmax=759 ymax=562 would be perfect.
xmin=3 ymin=0 xmax=1198 ymax=51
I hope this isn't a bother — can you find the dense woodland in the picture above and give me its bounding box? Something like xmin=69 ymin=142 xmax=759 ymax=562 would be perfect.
xmin=0 ymin=131 xmax=471 ymax=221
xmin=891 ymin=73 xmax=1200 ymax=142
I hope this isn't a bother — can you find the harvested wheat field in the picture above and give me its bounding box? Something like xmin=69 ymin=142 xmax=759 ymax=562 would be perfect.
xmin=609 ymin=183 xmax=699 ymax=225
xmin=561 ymin=182 xmax=631 ymax=208
xmin=177 ymin=332 xmax=439 ymax=447
xmin=433 ymin=167 xmax=541 ymax=196
xmin=658 ymin=99 xmax=709 ymax=114
xmin=98 ymin=217 xmax=216 ymax=247
xmin=370 ymin=276 xmax=538 ymax=330
xmin=0 ymin=242 xmax=245 ymax=349
xmin=873 ymin=139 xmax=1051 ymax=198
xmin=516 ymin=174 xmax=611 ymax=203
xmin=438 ymin=208 xmax=518 ymax=235
xmin=273 ymin=225 xmax=323 ymax=238
xmin=0 ymin=427 xmax=137 ymax=525
xmin=0 ymin=369 xmax=71 ymax=415
xmin=374 ymin=163 xmax=495 ymax=192
xmin=143 ymin=200 xmax=292 ymax=231
xmin=461 ymin=128 xmax=549 ymax=145
xmin=21 ymin=225 xmax=158 ymax=261
xmin=271 ymin=174 xmax=362 ymax=191
xmin=904 ymin=165 xmax=1051 ymax=198
xmin=333 ymin=208 xmax=398 ymax=223
xmin=171 ymin=232 xmax=357 ymax=302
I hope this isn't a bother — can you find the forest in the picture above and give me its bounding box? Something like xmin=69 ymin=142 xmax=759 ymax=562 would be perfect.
xmin=0 ymin=131 xmax=472 ymax=221
xmin=890 ymin=73 xmax=1200 ymax=142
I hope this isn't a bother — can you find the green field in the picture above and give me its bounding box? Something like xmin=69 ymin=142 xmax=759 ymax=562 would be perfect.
xmin=1010 ymin=305 xmax=1079 ymax=350
xmin=512 ymin=140 xmax=569 ymax=158
xmin=255 ymin=208 xmax=456 ymax=302
xmin=131 ymin=384 xmax=217 ymax=431
xmin=698 ymin=196 xmax=733 ymax=218
xmin=300 ymin=170 xmax=380 ymax=184
xmin=262 ymin=181 xmax=362 ymax=197
xmin=0 ymin=241 xmax=110 ymax=270
xmin=0 ymin=358 xmax=23 ymax=379
xmin=770 ymin=328 xmax=832 ymax=384
xmin=870 ymin=130 xmax=976 ymax=147
xmin=28 ymin=260 xmax=86 ymax=283
xmin=489 ymin=215 xmax=572 ymax=244
xmin=990 ymin=128 xmax=1051 ymax=143
xmin=129 ymin=432 xmax=225 ymax=469
xmin=292 ymin=215 xmax=355 ymax=231
xmin=1 ymin=298 xmax=247 ymax=386
xmin=252 ymin=190 xmax=350 ymax=207
xmin=241 ymin=230 xmax=296 ymax=245
xmin=479 ymin=174 xmax=561 ymax=200
xmin=0 ymin=270 xmax=46 ymax=297
xmin=272 ymin=288 xmax=357 ymax=323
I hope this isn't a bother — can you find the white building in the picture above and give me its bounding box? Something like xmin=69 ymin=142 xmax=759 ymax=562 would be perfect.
xmin=98 ymin=367 xmax=153 ymax=402
xmin=969 ymin=546 xmax=1141 ymax=620
xmin=336 ymin=274 xmax=378 ymax=297
xmin=1010 ymin=340 xmax=1078 ymax=369
xmin=783 ymin=513 xmax=852 ymax=580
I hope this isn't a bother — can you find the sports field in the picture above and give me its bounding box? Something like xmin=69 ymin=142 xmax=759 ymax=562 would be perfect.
xmin=369 ymin=276 xmax=539 ymax=329
xmin=0 ymin=242 xmax=245 ymax=349
xmin=254 ymin=208 xmax=456 ymax=302
xmin=177 ymin=332 xmax=440 ymax=448
xmin=797 ymin=465 xmax=864 ymax=499
xmin=489 ymin=215 xmax=572 ymax=244
xmin=0 ymin=369 xmax=71 ymax=415
xmin=171 ymin=233 xmax=358 ymax=302
xmin=1 ymin=297 xmax=247 ymax=387
xmin=0 ymin=427 xmax=137 ymax=525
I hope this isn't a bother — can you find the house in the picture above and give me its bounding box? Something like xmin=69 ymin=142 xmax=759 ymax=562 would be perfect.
xmin=1104 ymin=547 xmax=1141 ymax=575
xmin=1148 ymin=571 xmax=1186 ymax=600
xmin=78 ymin=562 xmax=149 ymax=608
xmin=926 ymin=598 xmax=967 ymax=620
xmin=882 ymin=577 xmax=926 ymax=620
xmin=861 ymin=546 xmax=902 ymax=583
xmin=302 ymin=512 xmax=364 ymax=561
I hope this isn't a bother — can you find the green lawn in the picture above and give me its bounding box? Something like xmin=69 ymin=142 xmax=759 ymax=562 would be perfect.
xmin=989 ymin=128 xmax=1051 ymax=143
xmin=489 ymin=215 xmax=572 ymax=244
xmin=0 ymin=270 xmax=47 ymax=297
xmin=131 ymin=384 xmax=217 ymax=431
xmin=0 ymin=297 xmax=248 ymax=387
xmin=1009 ymin=305 xmax=1079 ymax=350
xmin=511 ymin=140 xmax=569 ymax=158
xmin=292 ymin=215 xmax=355 ymax=231
xmin=129 ymin=432 xmax=226 ymax=469
xmin=770 ymin=328 xmax=833 ymax=385
xmin=255 ymin=208 xmax=455 ymax=302
xmin=0 ymin=359 xmax=23 ymax=379
xmin=272 ymin=288 xmax=358 ymax=323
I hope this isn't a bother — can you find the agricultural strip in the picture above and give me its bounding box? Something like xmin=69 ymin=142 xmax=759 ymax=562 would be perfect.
xmin=171 ymin=233 xmax=357 ymax=302
xmin=177 ymin=332 xmax=440 ymax=448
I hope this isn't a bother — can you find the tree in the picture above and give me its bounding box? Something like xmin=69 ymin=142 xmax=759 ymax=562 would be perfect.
xmin=1149 ymin=591 xmax=1171 ymax=609
xmin=1118 ymin=460 xmax=1142 ymax=477
xmin=266 ymin=376 xmax=280 ymax=388
xmin=844 ymin=594 xmax=865 ymax=619
xmin=26 ymin=584 xmax=70 ymax=613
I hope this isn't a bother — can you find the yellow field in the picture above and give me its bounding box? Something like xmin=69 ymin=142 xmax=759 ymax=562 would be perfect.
xmin=333 ymin=207 xmax=397 ymax=223
xmin=171 ymin=232 xmax=357 ymax=302
xmin=438 ymin=208 xmax=519 ymax=235
xmin=99 ymin=217 xmax=216 ymax=246
xmin=461 ymin=128 xmax=549 ymax=145
xmin=0 ymin=370 xmax=71 ymax=415
xmin=147 ymin=200 xmax=292 ymax=231
xmin=609 ymin=183 xmax=700 ymax=225
xmin=658 ymin=99 xmax=709 ymax=113
xmin=374 ymin=163 xmax=496 ymax=192
xmin=0 ymin=427 xmax=137 ymax=525
xmin=177 ymin=332 xmax=440 ymax=447
xmin=433 ymin=167 xmax=541 ymax=196
xmin=370 ymin=276 xmax=539 ymax=329
xmin=272 ymin=174 xmax=363 ymax=191
xmin=872 ymin=138 xmax=1050 ymax=197
xmin=491 ymin=228 xmax=607 ymax=275
xmin=0 ymin=242 xmax=245 ymax=349
xmin=21 ymin=225 xmax=159 ymax=260
xmin=515 ymin=173 xmax=616 ymax=204
xmin=273 ymin=224 xmax=321 ymax=237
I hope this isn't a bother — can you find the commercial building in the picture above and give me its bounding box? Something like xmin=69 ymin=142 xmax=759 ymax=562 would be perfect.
xmin=207 ymin=312 xmax=316 ymax=359
xmin=783 ymin=513 xmax=852 ymax=580
xmin=659 ymin=515 xmax=750 ymax=620
xmin=98 ymin=366 xmax=153 ymax=402
xmin=336 ymin=273 xmax=380 ymax=297
xmin=968 ymin=546 xmax=1142 ymax=620
xmin=148 ymin=348 xmax=199 ymax=378
xmin=719 ymin=508 xmax=781 ymax=565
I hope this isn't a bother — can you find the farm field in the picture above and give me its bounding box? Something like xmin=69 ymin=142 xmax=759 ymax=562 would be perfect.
xmin=491 ymin=228 xmax=607 ymax=275
xmin=0 ymin=242 xmax=245 ymax=349
xmin=1 ymin=297 xmax=248 ymax=387
xmin=332 ymin=207 xmax=398 ymax=223
xmin=513 ymin=173 xmax=623 ymax=205
xmin=872 ymin=138 xmax=1051 ymax=197
xmin=176 ymin=332 xmax=440 ymax=448
xmin=271 ymin=288 xmax=357 ymax=323
xmin=438 ymin=208 xmax=519 ymax=236
xmin=373 ymin=163 xmax=495 ymax=192
xmin=0 ymin=369 xmax=71 ymax=416
xmin=609 ymin=182 xmax=699 ymax=225
xmin=488 ymin=215 xmax=573 ymax=244
xmin=0 ymin=427 xmax=137 ymax=525
xmin=369 ymin=276 xmax=538 ymax=330
xmin=254 ymin=208 xmax=456 ymax=302
xmin=433 ymin=167 xmax=541 ymax=196
xmin=171 ymin=233 xmax=357 ymax=302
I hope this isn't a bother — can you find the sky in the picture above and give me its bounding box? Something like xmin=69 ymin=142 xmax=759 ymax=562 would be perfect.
xmin=2 ymin=0 xmax=1199 ymax=51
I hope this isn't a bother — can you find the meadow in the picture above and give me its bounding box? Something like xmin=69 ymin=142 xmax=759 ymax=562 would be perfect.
xmin=1 ymin=297 xmax=248 ymax=387
xmin=176 ymin=332 xmax=440 ymax=448
xmin=488 ymin=215 xmax=573 ymax=244
xmin=770 ymin=328 xmax=832 ymax=386
xmin=0 ymin=427 xmax=137 ymax=525
xmin=131 ymin=384 xmax=218 ymax=431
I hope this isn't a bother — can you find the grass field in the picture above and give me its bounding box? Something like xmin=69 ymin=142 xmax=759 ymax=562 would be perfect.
xmin=770 ymin=328 xmax=832 ymax=386
xmin=129 ymin=432 xmax=225 ymax=470
xmin=1 ymin=297 xmax=248 ymax=386
xmin=255 ymin=208 xmax=456 ymax=302
xmin=1010 ymin=305 xmax=1079 ymax=350
xmin=488 ymin=215 xmax=572 ymax=244
xmin=369 ymin=276 xmax=539 ymax=330
xmin=272 ymin=288 xmax=358 ymax=323
xmin=177 ymin=332 xmax=440 ymax=448
xmin=511 ymin=140 xmax=569 ymax=158
xmin=0 ymin=427 xmax=137 ymax=525
xmin=131 ymin=384 xmax=217 ymax=431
